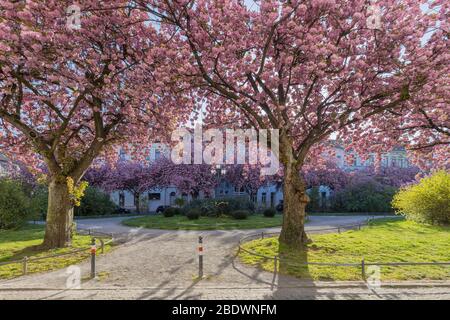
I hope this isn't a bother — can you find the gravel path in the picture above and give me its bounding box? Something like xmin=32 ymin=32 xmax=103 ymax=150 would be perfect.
xmin=1 ymin=215 xmax=448 ymax=300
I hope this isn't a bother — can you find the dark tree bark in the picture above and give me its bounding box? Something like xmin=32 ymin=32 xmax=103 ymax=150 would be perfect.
xmin=279 ymin=162 xmax=309 ymax=247
xmin=41 ymin=179 xmax=75 ymax=248
xmin=278 ymin=134 xmax=310 ymax=248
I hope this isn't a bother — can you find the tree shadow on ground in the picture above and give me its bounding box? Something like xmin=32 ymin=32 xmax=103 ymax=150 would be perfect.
xmin=267 ymin=243 xmax=319 ymax=300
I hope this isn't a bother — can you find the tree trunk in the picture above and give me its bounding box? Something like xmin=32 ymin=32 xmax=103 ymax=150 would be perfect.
xmin=41 ymin=179 xmax=74 ymax=249
xmin=279 ymin=163 xmax=310 ymax=247
xmin=278 ymin=134 xmax=310 ymax=248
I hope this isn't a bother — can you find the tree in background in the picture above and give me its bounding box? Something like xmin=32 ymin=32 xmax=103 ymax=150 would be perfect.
xmin=304 ymin=161 xmax=349 ymax=191
xmin=141 ymin=0 xmax=449 ymax=247
xmin=0 ymin=1 xmax=188 ymax=247
xmin=102 ymin=161 xmax=154 ymax=213
xmin=0 ymin=178 xmax=30 ymax=229
xmin=225 ymin=165 xmax=265 ymax=202
xmin=139 ymin=156 xmax=217 ymax=199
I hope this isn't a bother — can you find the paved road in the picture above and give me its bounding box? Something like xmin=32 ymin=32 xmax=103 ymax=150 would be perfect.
xmin=1 ymin=215 xmax=448 ymax=300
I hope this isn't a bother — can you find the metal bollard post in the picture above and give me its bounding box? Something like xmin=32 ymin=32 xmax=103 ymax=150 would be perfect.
xmin=90 ymin=238 xmax=96 ymax=279
xmin=23 ymin=256 xmax=28 ymax=275
xmin=338 ymin=227 xmax=341 ymax=234
xmin=261 ymin=232 xmax=264 ymax=239
xmin=198 ymin=236 xmax=204 ymax=278
xmin=361 ymin=258 xmax=366 ymax=281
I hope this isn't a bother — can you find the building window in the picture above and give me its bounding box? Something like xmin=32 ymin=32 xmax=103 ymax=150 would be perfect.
xmin=399 ymin=158 xmax=408 ymax=168
xmin=261 ymin=193 xmax=267 ymax=206
xmin=119 ymin=149 xmax=126 ymax=160
xmin=119 ymin=192 xmax=125 ymax=207
xmin=148 ymin=193 xmax=161 ymax=200
xmin=270 ymin=192 xmax=276 ymax=208
xmin=155 ymin=149 xmax=161 ymax=160
xmin=234 ymin=186 xmax=245 ymax=193
xmin=391 ymin=157 xmax=398 ymax=167
xmin=250 ymin=194 xmax=257 ymax=203
xmin=169 ymin=192 xmax=176 ymax=205
xmin=321 ymin=192 xmax=327 ymax=206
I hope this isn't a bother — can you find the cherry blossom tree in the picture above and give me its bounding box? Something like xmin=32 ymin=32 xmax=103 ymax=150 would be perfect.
xmin=150 ymin=157 xmax=218 ymax=199
xmin=139 ymin=0 xmax=449 ymax=247
xmin=356 ymin=108 xmax=450 ymax=170
xmin=225 ymin=164 xmax=266 ymax=200
xmin=303 ymin=161 xmax=349 ymax=191
xmin=0 ymin=1 xmax=188 ymax=247
xmin=102 ymin=161 xmax=154 ymax=213
xmin=84 ymin=163 xmax=113 ymax=190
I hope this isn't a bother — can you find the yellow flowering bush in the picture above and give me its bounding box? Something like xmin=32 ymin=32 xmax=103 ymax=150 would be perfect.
xmin=66 ymin=177 xmax=89 ymax=207
xmin=392 ymin=170 xmax=450 ymax=225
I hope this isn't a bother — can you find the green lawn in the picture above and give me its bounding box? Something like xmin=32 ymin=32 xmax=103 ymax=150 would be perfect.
xmin=0 ymin=224 xmax=111 ymax=279
xmin=123 ymin=214 xmax=283 ymax=230
xmin=239 ymin=218 xmax=450 ymax=281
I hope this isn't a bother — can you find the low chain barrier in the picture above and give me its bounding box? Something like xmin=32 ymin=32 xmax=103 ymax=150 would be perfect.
xmin=0 ymin=228 xmax=113 ymax=278
xmin=238 ymin=220 xmax=450 ymax=281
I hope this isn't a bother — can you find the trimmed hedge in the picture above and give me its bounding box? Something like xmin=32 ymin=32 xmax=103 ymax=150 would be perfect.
xmin=263 ymin=208 xmax=276 ymax=217
xmin=183 ymin=197 xmax=255 ymax=217
xmin=186 ymin=208 xmax=201 ymax=220
xmin=232 ymin=210 xmax=249 ymax=220
xmin=163 ymin=207 xmax=180 ymax=217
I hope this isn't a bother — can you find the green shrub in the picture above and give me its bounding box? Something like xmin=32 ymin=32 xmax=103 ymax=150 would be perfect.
xmin=392 ymin=170 xmax=450 ymax=225
xmin=75 ymin=186 xmax=118 ymax=216
xmin=330 ymin=180 xmax=396 ymax=213
xmin=183 ymin=197 xmax=255 ymax=217
xmin=216 ymin=201 xmax=230 ymax=215
xmin=306 ymin=187 xmax=321 ymax=212
xmin=163 ymin=207 xmax=178 ymax=217
xmin=186 ymin=208 xmax=200 ymax=220
xmin=174 ymin=198 xmax=185 ymax=207
xmin=263 ymin=208 xmax=276 ymax=217
xmin=0 ymin=179 xmax=31 ymax=229
xmin=29 ymin=185 xmax=48 ymax=220
xmin=232 ymin=210 xmax=249 ymax=220
xmin=199 ymin=205 xmax=212 ymax=216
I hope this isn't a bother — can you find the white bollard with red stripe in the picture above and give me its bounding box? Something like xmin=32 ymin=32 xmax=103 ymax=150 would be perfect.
xmin=198 ymin=236 xmax=204 ymax=278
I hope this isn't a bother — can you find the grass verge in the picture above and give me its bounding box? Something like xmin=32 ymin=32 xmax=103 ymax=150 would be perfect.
xmin=123 ymin=214 xmax=283 ymax=230
xmin=0 ymin=224 xmax=112 ymax=279
xmin=239 ymin=218 xmax=450 ymax=281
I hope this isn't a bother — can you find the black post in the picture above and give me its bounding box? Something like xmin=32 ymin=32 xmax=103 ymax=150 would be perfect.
xmin=90 ymin=238 xmax=96 ymax=279
xmin=198 ymin=236 xmax=203 ymax=278
xmin=361 ymin=258 xmax=366 ymax=281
